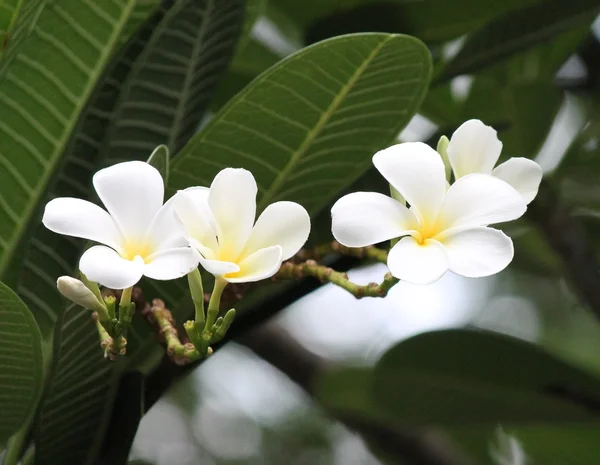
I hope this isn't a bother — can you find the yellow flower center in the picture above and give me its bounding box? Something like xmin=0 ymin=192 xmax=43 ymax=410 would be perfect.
xmin=122 ymin=241 xmax=153 ymax=262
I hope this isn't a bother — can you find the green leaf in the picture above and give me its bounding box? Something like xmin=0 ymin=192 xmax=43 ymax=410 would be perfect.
xmin=102 ymin=0 xmax=246 ymax=165
xmin=0 ymin=0 xmax=141 ymax=285
xmin=372 ymin=329 xmax=600 ymax=426
xmin=0 ymin=281 xmax=43 ymax=446
xmin=118 ymin=0 xmax=160 ymax=46
xmin=14 ymin=5 xmax=164 ymax=337
xmin=0 ymin=0 xmax=23 ymax=54
xmin=146 ymin=144 xmax=170 ymax=184
xmin=34 ymin=306 xmax=119 ymax=465
xmin=171 ymin=33 xmax=432 ymax=216
xmin=438 ymin=0 xmax=600 ymax=82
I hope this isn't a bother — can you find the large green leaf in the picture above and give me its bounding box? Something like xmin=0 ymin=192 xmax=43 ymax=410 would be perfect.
xmin=170 ymin=33 xmax=432 ymax=216
xmin=34 ymin=306 xmax=120 ymax=465
xmin=0 ymin=0 xmax=22 ymax=54
xmin=102 ymin=0 xmax=246 ymax=165
xmin=0 ymin=281 xmax=43 ymax=446
xmin=438 ymin=0 xmax=600 ymax=82
xmin=372 ymin=330 xmax=600 ymax=425
xmin=0 ymin=0 xmax=141 ymax=285
xmin=14 ymin=5 xmax=164 ymax=337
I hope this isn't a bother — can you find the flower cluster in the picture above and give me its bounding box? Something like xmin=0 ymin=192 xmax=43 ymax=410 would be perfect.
xmin=44 ymin=118 xmax=541 ymax=295
xmin=331 ymin=119 xmax=542 ymax=284
xmin=43 ymin=164 xmax=311 ymax=290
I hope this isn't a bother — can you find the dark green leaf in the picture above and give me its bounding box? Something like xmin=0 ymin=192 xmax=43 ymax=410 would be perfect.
xmin=0 ymin=0 xmax=144 ymax=284
xmin=438 ymin=0 xmax=600 ymax=82
xmin=146 ymin=144 xmax=170 ymax=184
xmin=34 ymin=307 xmax=119 ymax=465
xmin=0 ymin=281 xmax=43 ymax=446
xmin=103 ymin=0 xmax=246 ymax=165
xmin=372 ymin=329 xmax=600 ymax=426
xmin=171 ymin=33 xmax=432 ymax=217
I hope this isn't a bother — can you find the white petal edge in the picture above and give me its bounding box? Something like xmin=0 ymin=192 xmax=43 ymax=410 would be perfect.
xmin=93 ymin=161 xmax=164 ymax=243
xmin=144 ymin=247 xmax=200 ymax=280
xmin=208 ymin=168 xmax=257 ymax=262
xmin=447 ymin=119 xmax=503 ymax=178
xmin=387 ymin=236 xmax=449 ymax=285
xmin=198 ymin=256 xmax=240 ymax=277
xmin=492 ymin=157 xmax=543 ymax=205
xmin=79 ymin=245 xmax=144 ymax=289
xmin=331 ymin=192 xmax=419 ymax=248
xmin=242 ymin=201 xmax=310 ymax=261
xmin=373 ymin=142 xmax=447 ymax=225
xmin=225 ymin=245 xmax=283 ymax=283
xmin=437 ymin=173 xmax=526 ymax=232
xmin=42 ymin=198 xmax=123 ymax=252
xmin=172 ymin=187 xmax=218 ymax=251
xmin=442 ymin=227 xmax=514 ymax=278
xmin=145 ymin=194 xmax=189 ymax=251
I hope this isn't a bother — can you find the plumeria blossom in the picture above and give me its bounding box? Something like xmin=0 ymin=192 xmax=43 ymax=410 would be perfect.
xmin=56 ymin=276 xmax=106 ymax=313
xmin=447 ymin=119 xmax=543 ymax=204
xmin=331 ymin=142 xmax=529 ymax=284
xmin=174 ymin=168 xmax=311 ymax=283
xmin=43 ymin=161 xmax=199 ymax=289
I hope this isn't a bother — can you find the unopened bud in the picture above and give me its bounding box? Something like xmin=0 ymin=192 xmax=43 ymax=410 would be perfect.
xmin=57 ymin=276 xmax=109 ymax=319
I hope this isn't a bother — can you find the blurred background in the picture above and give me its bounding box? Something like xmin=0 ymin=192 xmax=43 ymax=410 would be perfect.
xmin=128 ymin=11 xmax=600 ymax=463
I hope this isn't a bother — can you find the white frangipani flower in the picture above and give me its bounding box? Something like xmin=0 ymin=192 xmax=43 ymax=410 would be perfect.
xmin=331 ymin=142 xmax=528 ymax=285
xmin=447 ymin=119 xmax=543 ymax=204
xmin=174 ymin=168 xmax=311 ymax=283
xmin=43 ymin=161 xmax=199 ymax=289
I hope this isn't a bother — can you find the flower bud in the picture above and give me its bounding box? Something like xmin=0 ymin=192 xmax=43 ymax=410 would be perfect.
xmin=436 ymin=134 xmax=451 ymax=181
xmin=57 ymin=276 xmax=108 ymax=317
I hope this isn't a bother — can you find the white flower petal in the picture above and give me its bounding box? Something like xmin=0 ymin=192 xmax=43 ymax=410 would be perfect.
xmin=79 ymin=245 xmax=144 ymax=289
xmin=208 ymin=168 xmax=257 ymax=261
xmin=331 ymin=192 xmax=419 ymax=247
xmin=144 ymin=247 xmax=200 ymax=280
xmin=387 ymin=236 xmax=448 ymax=285
xmin=447 ymin=119 xmax=503 ymax=178
xmin=42 ymin=198 xmax=123 ymax=252
xmin=93 ymin=161 xmax=164 ymax=242
xmin=173 ymin=187 xmax=218 ymax=251
xmin=442 ymin=227 xmax=514 ymax=278
xmin=438 ymin=173 xmax=526 ymax=232
xmin=242 ymin=201 xmax=310 ymax=261
xmin=372 ymin=142 xmax=446 ymax=224
xmin=198 ymin=256 xmax=240 ymax=277
xmin=225 ymin=245 xmax=283 ymax=283
xmin=145 ymin=194 xmax=189 ymax=251
xmin=492 ymin=157 xmax=543 ymax=205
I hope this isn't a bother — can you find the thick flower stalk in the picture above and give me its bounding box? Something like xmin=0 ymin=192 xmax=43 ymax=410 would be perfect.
xmin=331 ymin=141 xmax=532 ymax=284
xmin=446 ymin=119 xmax=543 ymax=204
xmin=42 ymin=161 xmax=199 ymax=289
xmin=174 ymin=168 xmax=311 ymax=283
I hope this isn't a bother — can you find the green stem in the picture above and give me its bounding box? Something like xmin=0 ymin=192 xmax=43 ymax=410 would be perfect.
xmin=277 ymin=261 xmax=398 ymax=298
xmin=4 ymin=427 xmax=27 ymax=465
xmin=187 ymin=268 xmax=205 ymax=326
xmin=205 ymin=278 xmax=227 ymax=330
xmin=298 ymin=241 xmax=388 ymax=264
xmin=119 ymin=286 xmax=133 ymax=309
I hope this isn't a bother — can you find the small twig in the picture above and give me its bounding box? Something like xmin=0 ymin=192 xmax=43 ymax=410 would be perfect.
xmin=295 ymin=241 xmax=388 ymax=264
xmin=276 ymin=260 xmax=398 ymax=298
xmin=142 ymin=299 xmax=204 ymax=365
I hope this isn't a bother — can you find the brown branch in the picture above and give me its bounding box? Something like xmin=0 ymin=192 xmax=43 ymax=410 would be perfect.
xmin=295 ymin=241 xmax=388 ymax=264
xmin=528 ymin=180 xmax=600 ymax=321
xmin=241 ymin=323 xmax=473 ymax=465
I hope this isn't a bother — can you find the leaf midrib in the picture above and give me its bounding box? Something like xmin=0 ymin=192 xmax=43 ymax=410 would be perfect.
xmin=0 ymin=0 xmax=137 ymax=276
xmin=256 ymin=36 xmax=392 ymax=211
xmin=167 ymin=0 xmax=215 ymax=152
